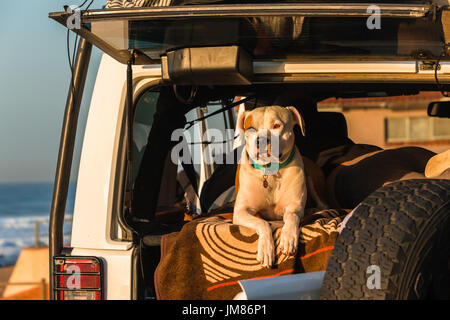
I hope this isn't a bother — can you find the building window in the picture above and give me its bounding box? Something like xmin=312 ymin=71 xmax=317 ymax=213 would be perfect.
xmin=385 ymin=116 xmax=450 ymax=143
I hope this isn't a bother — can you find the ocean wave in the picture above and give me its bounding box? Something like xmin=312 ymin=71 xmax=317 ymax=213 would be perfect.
xmin=0 ymin=183 xmax=75 ymax=266
xmin=0 ymin=215 xmax=72 ymax=267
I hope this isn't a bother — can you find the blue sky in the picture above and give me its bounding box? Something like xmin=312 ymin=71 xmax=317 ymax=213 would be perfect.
xmin=0 ymin=1 xmax=105 ymax=183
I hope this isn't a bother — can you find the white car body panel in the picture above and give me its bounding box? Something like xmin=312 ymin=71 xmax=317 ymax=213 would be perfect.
xmin=234 ymin=271 xmax=325 ymax=300
xmin=71 ymin=54 xmax=160 ymax=251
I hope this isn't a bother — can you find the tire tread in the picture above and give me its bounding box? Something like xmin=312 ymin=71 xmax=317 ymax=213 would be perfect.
xmin=320 ymin=179 xmax=450 ymax=300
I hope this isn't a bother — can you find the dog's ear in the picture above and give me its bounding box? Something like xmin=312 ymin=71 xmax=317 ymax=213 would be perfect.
xmin=286 ymin=106 xmax=306 ymax=136
xmin=233 ymin=109 xmax=247 ymax=149
xmin=236 ymin=109 xmax=247 ymax=131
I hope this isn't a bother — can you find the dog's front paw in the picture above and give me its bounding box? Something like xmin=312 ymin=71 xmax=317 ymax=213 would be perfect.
xmin=279 ymin=225 xmax=299 ymax=256
xmin=257 ymin=234 xmax=275 ymax=268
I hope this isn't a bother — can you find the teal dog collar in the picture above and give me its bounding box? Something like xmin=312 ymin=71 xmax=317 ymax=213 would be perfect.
xmin=250 ymin=146 xmax=296 ymax=175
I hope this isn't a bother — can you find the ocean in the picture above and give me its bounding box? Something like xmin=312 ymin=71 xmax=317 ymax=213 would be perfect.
xmin=0 ymin=182 xmax=75 ymax=267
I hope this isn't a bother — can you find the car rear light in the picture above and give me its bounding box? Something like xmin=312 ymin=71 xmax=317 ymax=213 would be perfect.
xmin=53 ymin=256 xmax=103 ymax=300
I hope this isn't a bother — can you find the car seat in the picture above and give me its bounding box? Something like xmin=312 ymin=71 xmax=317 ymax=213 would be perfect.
xmin=199 ymin=110 xmax=352 ymax=213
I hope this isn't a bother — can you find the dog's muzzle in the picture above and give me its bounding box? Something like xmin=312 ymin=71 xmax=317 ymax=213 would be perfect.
xmin=253 ymin=132 xmax=281 ymax=165
xmin=256 ymin=134 xmax=272 ymax=157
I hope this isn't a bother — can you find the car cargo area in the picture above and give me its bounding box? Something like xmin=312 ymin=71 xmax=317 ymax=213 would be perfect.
xmin=126 ymin=85 xmax=449 ymax=299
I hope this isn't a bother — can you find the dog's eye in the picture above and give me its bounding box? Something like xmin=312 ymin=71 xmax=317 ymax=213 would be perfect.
xmin=273 ymin=123 xmax=282 ymax=129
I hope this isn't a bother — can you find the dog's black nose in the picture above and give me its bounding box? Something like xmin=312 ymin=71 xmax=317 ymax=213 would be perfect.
xmin=257 ymin=135 xmax=271 ymax=148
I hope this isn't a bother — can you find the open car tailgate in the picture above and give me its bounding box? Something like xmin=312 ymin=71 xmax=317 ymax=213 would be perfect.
xmin=49 ymin=2 xmax=450 ymax=84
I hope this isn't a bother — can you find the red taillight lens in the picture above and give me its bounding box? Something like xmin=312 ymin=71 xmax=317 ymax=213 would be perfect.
xmin=53 ymin=257 xmax=103 ymax=300
xmin=58 ymin=274 xmax=100 ymax=289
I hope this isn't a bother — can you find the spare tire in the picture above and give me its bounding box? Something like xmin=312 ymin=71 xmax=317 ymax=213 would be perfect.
xmin=321 ymin=179 xmax=450 ymax=300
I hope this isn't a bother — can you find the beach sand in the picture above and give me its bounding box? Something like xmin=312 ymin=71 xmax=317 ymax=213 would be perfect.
xmin=0 ymin=266 xmax=14 ymax=297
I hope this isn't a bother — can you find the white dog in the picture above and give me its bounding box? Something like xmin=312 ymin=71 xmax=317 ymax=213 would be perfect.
xmin=233 ymin=105 xmax=310 ymax=268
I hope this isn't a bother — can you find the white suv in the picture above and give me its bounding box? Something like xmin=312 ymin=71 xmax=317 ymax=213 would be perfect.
xmin=48 ymin=2 xmax=450 ymax=300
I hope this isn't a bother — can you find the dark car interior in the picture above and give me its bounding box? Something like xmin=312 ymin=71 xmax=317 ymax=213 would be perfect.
xmin=119 ymin=82 xmax=449 ymax=299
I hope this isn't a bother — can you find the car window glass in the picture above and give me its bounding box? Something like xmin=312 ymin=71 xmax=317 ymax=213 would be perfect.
xmin=132 ymin=90 xmax=159 ymax=181
xmin=183 ymin=102 xmax=235 ymax=178
xmin=318 ymin=91 xmax=450 ymax=153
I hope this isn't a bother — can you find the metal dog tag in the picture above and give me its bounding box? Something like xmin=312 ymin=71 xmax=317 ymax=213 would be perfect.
xmin=263 ymin=175 xmax=268 ymax=188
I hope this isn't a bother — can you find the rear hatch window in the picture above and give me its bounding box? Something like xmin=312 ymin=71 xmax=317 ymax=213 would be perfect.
xmin=50 ymin=2 xmax=446 ymax=65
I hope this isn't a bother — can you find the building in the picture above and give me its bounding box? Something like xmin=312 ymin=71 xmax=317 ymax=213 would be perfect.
xmin=318 ymin=92 xmax=450 ymax=154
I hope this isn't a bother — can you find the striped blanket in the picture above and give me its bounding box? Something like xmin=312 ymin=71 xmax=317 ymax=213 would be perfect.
xmin=154 ymin=209 xmax=348 ymax=299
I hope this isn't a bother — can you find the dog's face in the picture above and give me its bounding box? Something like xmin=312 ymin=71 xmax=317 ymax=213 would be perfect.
xmin=237 ymin=106 xmax=305 ymax=166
